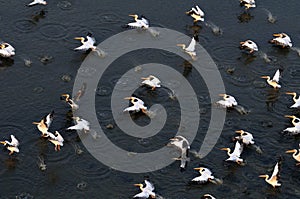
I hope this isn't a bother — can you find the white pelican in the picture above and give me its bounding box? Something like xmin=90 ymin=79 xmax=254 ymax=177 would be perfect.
xmin=269 ymin=33 xmax=292 ymax=48
xmin=259 ymin=162 xmax=281 ymax=188
xmin=240 ymin=40 xmax=258 ymax=53
xmin=216 ymin=94 xmax=238 ymax=108
xmin=32 ymin=111 xmax=54 ymax=137
xmin=126 ymin=14 xmax=149 ymax=29
xmin=286 ymin=92 xmax=300 ymax=108
xmin=177 ymin=36 xmax=197 ymax=60
xmin=48 ymin=131 xmax=64 ymax=151
xmin=201 ymin=194 xmax=216 ymax=199
xmin=74 ymin=33 xmax=97 ymax=51
xmin=261 ymin=69 xmax=281 ymax=89
xmin=141 ymin=75 xmax=161 ymax=90
xmin=61 ymin=94 xmax=79 ymax=110
xmin=186 ymin=5 xmax=205 ymax=22
xmin=221 ymin=141 xmax=244 ymax=164
xmin=133 ymin=180 xmax=155 ymax=198
xmin=283 ymin=115 xmax=300 ymax=135
xmin=123 ymin=97 xmax=147 ymax=113
xmin=191 ymin=167 xmax=222 ymax=184
xmin=235 ymin=130 xmax=254 ymax=145
xmin=67 ymin=116 xmax=90 ymax=133
xmin=240 ymin=0 xmax=256 ymax=9
xmin=0 ymin=42 xmax=15 ymax=57
xmin=27 ymin=0 xmax=47 ymax=6
xmin=286 ymin=144 xmax=300 ymax=165
xmin=0 ymin=135 xmax=19 ymax=155
xmin=168 ymin=135 xmax=190 ymax=169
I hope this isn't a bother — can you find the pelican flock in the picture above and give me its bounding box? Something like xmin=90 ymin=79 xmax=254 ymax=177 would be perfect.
xmin=1 ymin=0 xmax=299 ymax=198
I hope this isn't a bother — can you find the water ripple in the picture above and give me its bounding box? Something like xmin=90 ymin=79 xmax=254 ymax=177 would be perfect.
xmin=14 ymin=19 xmax=36 ymax=33
xmin=39 ymin=23 xmax=68 ymax=40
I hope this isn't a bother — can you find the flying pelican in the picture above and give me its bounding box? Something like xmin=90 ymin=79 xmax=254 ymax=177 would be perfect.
xmin=286 ymin=92 xmax=300 ymax=108
xmin=201 ymin=194 xmax=216 ymax=199
xmin=126 ymin=14 xmax=149 ymax=29
xmin=168 ymin=135 xmax=190 ymax=169
xmin=283 ymin=115 xmax=300 ymax=135
xmin=0 ymin=135 xmax=19 ymax=155
xmin=186 ymin=5 xmax=205 ymax=22
xmin=177 ymin=36 xmax=197 ymax=60
xmin=74 ymin=33 xmax=97 ymax=51
xmin=221 ymin=141 xmax=244 ymax=164
xmin=240 ymin=0 xmax=256 ymax=9
xmin=33 ymin=111 xmax=54 ymax=137
xmin=269 ymin=33 xmax=292 ymax=48
xmin=27 ymin=0 xmax=47 ymax=6
xmin=48 ymin=131 xmax=64 ymax=151
xmin=123 ymin=97 xmax=147 ymax=113
xmin=133 ymin=180 xmax=155 ymax=198
xmin=191 ymin=167 xmax=222 ymax=184
xmin=61 ymin=94 xmax=79 ymax=110
xmin=261 ymin=69 xmax=281 ymax=89
xmin=240 ymin=40 xmax=258 ymax=53
xmin=141 ymin=75 xmax=161 ymax=90
xmin=216 ymin=94 xmax=238 ymax=108
xmin=286 ymin=144 xmax=300 ymax=165
xmin=235 ymin=130 xmax=254 ymax=145
xmin=0 ymin=42 xmax=15 ymax=57
xmin=67 ymin=116 xmax=90 ymax=133
xmin=259 ymin=162 xmax=281 ymax=188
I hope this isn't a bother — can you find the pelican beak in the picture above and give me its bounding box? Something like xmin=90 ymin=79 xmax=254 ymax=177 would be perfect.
xmin=169 ymin=137 xmax=177 ymax=141
xmin=220 ymin=148 xmax=229 ymax=151
xmin=235 ymin=130 xmax=244 ymax=134
xmin=128 ymin=14 xmax=137 ymax=17
xmin=284 ymin=115 xmax=295 ymax=119
xmin=194 ymin=167 xmax=203 ymax=171
xmin=286 ymin=92 xmax=295 ymax=95
xmin=124 ymin=97 xmax=132 ymax=100
xmin=0 ymin=141 xmax=6 ymax=145
xmin=286 ymin=149 xmax=296 ymax=153
xmin=32 ymin=122 xmax=39 ymax=124
xmin=134 ymin=183 xmax=143 ymax=187
xmin=141 ymin=77 xmax=150 ymax=80
xmin=261 ymin=76 xmax=268 ymax=79
xmin=273 ymin=33 xmax=282 ymax=37
xmin=74 ymin=37 xmax=83 ymax=40
xmin=259 ymin=175 xmax=267 ymax=178
xmin=240 ymin=41 xmax=245 ymax=45
xmin=177 ymin=44 xmax=185 ymax=47
xmin=218 ymin=94 xmax=226 ymax=97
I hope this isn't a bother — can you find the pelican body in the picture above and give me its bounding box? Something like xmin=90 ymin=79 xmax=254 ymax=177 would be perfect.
xmin=221 ymin=141 xmax=244 ymax=164
xmin=240 ymin=40 xmax=258 ymax=53
xmin=216 ymin=94 xmax=238 ymax=108
xmin=0 ymin=42 xmax=15 ymax=57
xmin=286 ymin=145 xmax=300 ymax=165
xmin=177 ymin=36 xmax=197 ymax=60
xmin=48 ymin=131 xmax=64 ymax=151
xmin=235 ymin=130 xmax=254 ymax=145
xmin=124 ymin=97 xmax=147 ymax=113
xmin=141 ymin=75 xmax=161 ymax=90
xmin=126 ymin=14 xmax=149 ymax=29
xmin=0 ymin=135 xmax=19 ymax=155
xmin=33 ymin=111 xmax=54 ymax=137
xmin=283 ymin=115 xmax=300 ymax=135
xmin=201 ymin=194 xmax=216 ymax=199
xmin=261 ymin=69 xmax=281 ymax=89
xmin=67 ymin=117 xmax=90 ymax=133
xmin=168 ymin=135 xmax=190 ymax=169
xmin=61 ymin=94 xmax=79 ymax=110
xmin=191 ymin=167 xmax=215 ymax=183
xmin=270 ymin=33 xmax=292 ymax=48
xmin=259 ymin=162 xmax=281 ymax=188
xmin=286 ymin=92 xmax=300 ymax=108
xmin=240 ymin=0 xmax=256 ymax=9
xmin=186 ymin=5 xmax=205 ymax=22
xmin=133 ymin=180 xmax=155 ymax=198
xmin=27 ymin=0 xmax=47 ymax=6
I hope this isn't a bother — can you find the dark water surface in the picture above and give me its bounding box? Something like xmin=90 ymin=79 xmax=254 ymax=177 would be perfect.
xmin=0 ymin=0 xmax=300 ymax=198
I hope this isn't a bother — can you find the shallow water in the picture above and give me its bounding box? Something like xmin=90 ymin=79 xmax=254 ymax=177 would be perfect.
xmin=0 ymin=0 xmax=300 ymax=198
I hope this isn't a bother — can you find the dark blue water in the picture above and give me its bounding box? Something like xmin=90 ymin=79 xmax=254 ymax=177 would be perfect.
xmin=0 ymin=0 xmax=300 ymax=198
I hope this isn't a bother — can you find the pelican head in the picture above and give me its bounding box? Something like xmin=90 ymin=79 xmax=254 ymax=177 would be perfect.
xmin=261 ymin=76 xmax=270 ymax=79
xmin=141 ymin=75 xmax=155 ymax=80
xmin=134 ymin=183 xmax=143 ymax=189
xmin=61 ymin=93 xmax=70 ymax=101
xmin=235 ymin=130 xmax=247 ymax=135
xmin=129 ymin=14 xmax=138 ymax=21
xmin=0 ymin=141 xmax=7 ymax=145
xmin=72 ymin=116 xmax=80 ymax=121
xmin=286 ymin=149 xmax=297 ymax=154
xmin=74 ymin=37 xmax=85 ymax=42
xmin=273 ymin=33 xmax=285 ymax=38
xmin=177 ymin=44 xmax=186 ymax=49
xmin=284 ymin=115 xmax=296 ymax=119
xmin=194 ymin=167 xmax=205 ymax=172
xmin=124 ymin=97 xmax=133 ymax=100
xmin=286 ymin=92 xmax=297 ymax=96
xmin=220 ymin=148 xmax=230 ymax=152
xmin=259 ymin=174 xmax=269 ymax=179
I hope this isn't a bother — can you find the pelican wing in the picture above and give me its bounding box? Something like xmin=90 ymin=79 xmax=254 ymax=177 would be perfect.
xmin=196 ymin=6 xmax=205 ymax=16
xmin=185 ymin=37 xmax=196 ymax=52
xmin=271 ymin=162 xmax=279 ymax=181
xmin=44 ymin=111 xmax=54 ymax=128
xmin=133 ymin=191 xmax=149 ymax=198
xmin=144 ymin=180 xmax=155 ymax=191
xmin=191 ymin=174 xmax=208 ymax=183
xmin=272 ymin=69 xmax=280 ymax=83
xmin=10 ymin=135 xmax=19 ymax=146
